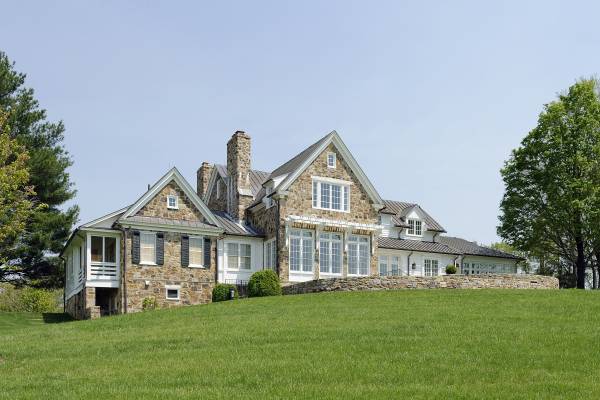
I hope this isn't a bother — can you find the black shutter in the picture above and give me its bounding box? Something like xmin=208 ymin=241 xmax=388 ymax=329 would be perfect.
xmin=132 ymin=231 xmax=140 ymax=264
xmin=204 ymin=237 xmax=211 ymax=268
xmin=181 ymin=235 xmax=189 ymax=267
xmin=156 ymin=232 xmax=164 ymax=265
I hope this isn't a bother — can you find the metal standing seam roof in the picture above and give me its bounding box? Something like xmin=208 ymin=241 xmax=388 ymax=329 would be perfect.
xmin=378 ymin=237 xmax=460 ymax=255
xmin=382 ymin=200 xmax=446 ymax=232
xmin=213 ymin=164 xmax=271 ymax=198
xmin=122 ymin=215 xmax=220 ymax=230
xmin=212 ymin=211 xmax=263 ymax=236
xmin=437 ymin=236 xmax=523 ymax=260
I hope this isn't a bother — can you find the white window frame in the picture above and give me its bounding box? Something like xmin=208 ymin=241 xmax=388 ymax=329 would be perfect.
xmin=165 ymin=285 xmax=180 ymax=300
xmin=327 ymin=152 xmax=336 ymax=169
xmin=347 ymin=235 xmax=370 ymax=276
xmin=226 ymin=242 xmax=252 ymax=271
xmin=424 ymin=258 xmax=439 ymax=276
xmin=167 ymin=195 xmax=179 ymax=210
xmin=311 ymin=178 xmax=350 ymax=213
xmin=407 ymin=219 xmax=423 ymax=237
xmin=289 ymin=229 xmax=314 ymax=274
xmin=188 ymin=236 xmax=204 ymax=268
xmin=140 ymin=231 xmax=157 ymax=265
xmin=91 ymin=236 xmax=118 ymax=267
xmin=264 ymin=238 xmax=277 ymax=271
xmin=319 ymin=232 xmax=342 ymax=276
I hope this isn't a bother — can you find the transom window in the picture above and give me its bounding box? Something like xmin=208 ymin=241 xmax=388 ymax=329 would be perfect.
xmin=319 ymin=232 xmax=342 ymax=275
xmin=379 ymin=255 xmax=401 ymax=276
xmin=227 ymin=242 xmax=251 ymax=270
xmin=348 ymin=235 xmax=370 ymax=276
xmin=312 ymin=179 xmax=349 ymax=212
xmin=289 ymin=229 xmax=314 ymax=273
xmin=327 ymin=152 xmax=336 ymax=168
xmin=165 ymin=285 xmax=180 ymax=300
xmin=189 ymin=237 xmax=204 ymax=267
xmin=264 ymin=239 xmax=277 ymax=271
xmin=407 ymin=219 xmax=422 ymax=236
xmin=424 ymin=259 xmax=439 ymax=276
xmin=140 ymin=232 xmax=156 ymax=264
xmin=167 ymin=195 xmax=178 ymax=209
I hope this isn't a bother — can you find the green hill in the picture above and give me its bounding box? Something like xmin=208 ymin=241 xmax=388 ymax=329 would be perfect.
xmin=1 ymin=290 xmax=599 ymax=399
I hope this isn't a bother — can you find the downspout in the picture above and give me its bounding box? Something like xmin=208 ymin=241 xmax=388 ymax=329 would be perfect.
xmin=275 ymin=197 xmax=281 ymax=277
xmin=119 ymin=225 xmax=128 ymax=315
xmin=407 ymin=251 xmax=413 ymax=276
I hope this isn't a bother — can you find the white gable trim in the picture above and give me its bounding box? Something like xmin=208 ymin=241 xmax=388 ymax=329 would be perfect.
xmin=119 ymin=167 xmax=222 ymax=227
xmin=81 ymin=206 xmax=130 ymax=229
xmin=277 ymin=131 xmax=383 ymax=205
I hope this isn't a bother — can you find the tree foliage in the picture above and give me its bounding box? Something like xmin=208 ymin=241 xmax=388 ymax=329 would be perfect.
xmin=0 ymin=52 xmax=78 ymax=287
xmin=498 ymin=79 xmax=600 ymax=288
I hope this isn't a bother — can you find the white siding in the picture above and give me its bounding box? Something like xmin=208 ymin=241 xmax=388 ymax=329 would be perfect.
xmin=217 ymin=237 xmax=265 ymax=283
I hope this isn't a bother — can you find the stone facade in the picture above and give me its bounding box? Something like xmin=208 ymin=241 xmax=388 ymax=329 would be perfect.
xmin=65 ymin=287 xmax=101 ymax=320
xmin=197 ymin=162 xmax=213 ymax=198
xmin=136 ymin=181 xmax=205 ymax=222
xmin=283 ymin=274 xmax=560 ymax=294
xmin=227 ymin=131 xmax=253 ymax=220
xmin=276 ymin=144 xmax=380 ymax=282
xmin=206 ymin=176 xmax=227 ymax=212
xmin=123 ymin=230 xmax=216 ymax=313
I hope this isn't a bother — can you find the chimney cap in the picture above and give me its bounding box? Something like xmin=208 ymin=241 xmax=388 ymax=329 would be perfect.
xmin=231 ymin=130 xmax=250 ymax=139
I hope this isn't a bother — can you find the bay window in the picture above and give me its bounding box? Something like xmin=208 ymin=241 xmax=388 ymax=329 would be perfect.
xmin=312 ymin=179 xmax=350 ymax=212
xmin=289 ymin=229 xmax=313 ymax=273
xmin=319 ymin=232 xmax=342 ymax=275
xmin=348 ymin=235 xmax=370 ymax=276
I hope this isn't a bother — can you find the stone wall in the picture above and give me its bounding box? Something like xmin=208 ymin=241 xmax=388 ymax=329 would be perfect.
xmin=136 ymin=181 xmax=205 ymax=222
xmin=277 ymin=144 xmax=380 ymax=282
xmin=206 ymin=176 xmax=227 ymax=212
xmin=124 ymin=230 xmax=216 ymax=313
xmin=65 ymin=287 xmax=101 ymax=320
xmin=282 ymin=274 xmax=559 ymax=294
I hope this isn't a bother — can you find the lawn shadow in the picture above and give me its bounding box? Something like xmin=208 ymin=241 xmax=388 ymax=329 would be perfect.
xmin=42 ymin=313 xmax=74 ymax=324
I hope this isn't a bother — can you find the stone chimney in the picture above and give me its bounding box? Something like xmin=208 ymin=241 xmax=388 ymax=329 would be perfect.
xmin=227 ymin=131 xmax=253 ymax=221
xmin=197 ymin=162 xmax=213 ymax=199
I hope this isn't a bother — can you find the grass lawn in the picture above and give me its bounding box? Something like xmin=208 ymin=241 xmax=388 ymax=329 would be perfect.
xmin=1 ymin=289 xmax=599 ymax=399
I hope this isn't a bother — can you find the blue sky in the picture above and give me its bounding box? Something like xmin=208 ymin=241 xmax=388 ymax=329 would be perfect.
xmin=2 ymin=1 xmax=599 ymax=244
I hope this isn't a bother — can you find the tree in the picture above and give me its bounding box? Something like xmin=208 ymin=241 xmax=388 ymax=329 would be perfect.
xmin=0 ymin=52 xmax=78 ymax=287
xmin=0 ymin=110 xmax=40 ymax=266
xmin=498 ymin=79 xmax=600 ymax=289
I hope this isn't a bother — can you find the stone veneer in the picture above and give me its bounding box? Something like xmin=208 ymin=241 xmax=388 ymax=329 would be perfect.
xmin=136 ymin=181 xmax=205 ymax=221
xmin=123 ymin=230 xmax=216 ymax=312
xmin=65 ymin=287 xmax=101 ymax=320
xmin=283 ymin=274 xmax=559 ymax=295
xmin=275 ymin=144 xmax=380 ymax=282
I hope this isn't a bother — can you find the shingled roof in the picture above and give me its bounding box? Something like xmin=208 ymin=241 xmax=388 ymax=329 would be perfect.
xmin=438 ymin=236 xmax=523 ymax=260
xmin=381 ymin=200 xmax=446 ymax=232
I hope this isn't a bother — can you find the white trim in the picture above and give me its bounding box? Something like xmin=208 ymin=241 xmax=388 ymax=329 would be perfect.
xmin=286 ymin=215 xmax=383 ymax=232
xmin=310 ymin=176 xmax=352 ymax=186
xmin=312 ymin=178 xmax=351 ymax=213
xmin=224 ymin=241 xmax=252 ymax=271
xmin=81 ymin=206 xmax=129 ymax=229
xmin=166 ymin=195 xmax=179 ymax=209
xmin=327 ymin=152 xmax=336 ymax=169
xmin=165 ymin=285 xmax=181 ymax=300
xmin=188 ymin=236 xmax=205 ymax=268
xmin=118 ymin=221 xmax=222 ymax=236
xmin=140 ymin=231 xmax=157 ymax=265
xmin=276 ymin=131 xmax=383 ymax=205
xmin=406 ymin=218 xmax=423 ymax=237
xmin=288 ymin=228 xmax=314 ymax=274
xmin=119 ymin=167 xmax=222 ymax=228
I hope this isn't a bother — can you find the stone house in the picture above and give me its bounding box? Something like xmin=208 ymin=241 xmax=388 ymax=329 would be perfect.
xmin=61 ymin=130 xmax=522 ymax=319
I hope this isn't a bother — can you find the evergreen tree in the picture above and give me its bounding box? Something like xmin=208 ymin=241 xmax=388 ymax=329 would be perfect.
xmin=0 ymin=51 xmax=78 ymax=287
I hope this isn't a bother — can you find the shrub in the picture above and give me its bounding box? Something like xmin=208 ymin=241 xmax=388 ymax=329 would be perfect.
xmin=212 ymin=284 xmax=238 ymax=302
xmin=445 ymin=264 xmax=458 ymax=275
xmin=142 ymin=297 xmax=158 ymax=311
xmin=248 ymin=270 xmax=282 ymax=297
xmin=0 ymin=284 xmax=60 ymax=312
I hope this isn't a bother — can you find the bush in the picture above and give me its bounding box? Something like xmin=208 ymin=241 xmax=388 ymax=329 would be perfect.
xmin=445 ymin=264 xmax=458 ymax=275
xmin=212 ymin=284 xmax=238 ymax=302
xmin=0 ymin=284 xmax=60 ymax=312
xmin=142 ymin=297 xmax=157 ymax=311
xmin=248 ymin=270 xmax=282 ymax=297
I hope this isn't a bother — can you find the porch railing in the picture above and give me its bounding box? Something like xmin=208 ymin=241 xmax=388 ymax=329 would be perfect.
xmin=90 ymin=263 xmax=119 ymax=280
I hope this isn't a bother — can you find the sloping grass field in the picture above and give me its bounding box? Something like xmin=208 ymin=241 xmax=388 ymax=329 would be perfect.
xmin=1 ymin=290 xmax=599 ymax=399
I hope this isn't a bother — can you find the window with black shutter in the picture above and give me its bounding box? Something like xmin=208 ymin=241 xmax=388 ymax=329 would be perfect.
xmin=132 ymin=231 xmax=140 ymax=264
xmin=204 ymin=237 xmax=211 ymax=268
xmin=156 ymin=232 xmax=164 ymax=265
xmin=181 ymin=235 xmax=189 ymax=267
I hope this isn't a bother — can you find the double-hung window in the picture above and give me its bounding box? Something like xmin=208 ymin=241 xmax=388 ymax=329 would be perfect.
xmin=140 ymin=232 xmax=156 ymax=264
xmin=264 ymin=239 xmax=277 ymax=270
xmin=424 ymin=259 xmax=439 ymax=276
xmin=407 ymin=219 xmax=422 ymax=236
xmin=167 ymin=195 xmax=178 ymax=209
xmin=319 ymin=233 xmax=342 ymax=275
xmin=348 ymin=235 xmax=370 ymax=276
xmin=227 ymin=242 xmax=252 ymax=270
xmin=189 ymin=237 xmax=204 ymax=267
xmin=327 ymin=152 xmax=336 ymax=168
xmin=312 ymin=179 xmax=349 ymax=212
xmin=289 ymin=229 xmax=314 ymax=273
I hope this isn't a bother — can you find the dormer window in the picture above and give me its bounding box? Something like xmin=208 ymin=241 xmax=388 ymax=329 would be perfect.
xmin=167 ymin=195 xmax=178 ymax=209
xmin=407 ymin=218 xmax=422 ymax=236
xmin=327 ymin=152 xmax=336 ymax=169
xmin=264 ymin=186 xmax=275 ymax=208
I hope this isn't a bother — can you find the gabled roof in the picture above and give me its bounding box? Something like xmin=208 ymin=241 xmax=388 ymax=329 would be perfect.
xmin=382 ymin=200 xmax=446 ymax=232
xmin=119 ymin=167 xmax=222 ymax=228
xmin=438 ymin=236 xmax=523 ymax=260
xmin=213 ymin=211 xmax=264 ymax=237
xmin=251 ymin=131 xmax=383 ymax=208
xmin=80 ymin=206 xmax=129 ymax=229
xmin=212 ymin=164 xmax=270 ymax=198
